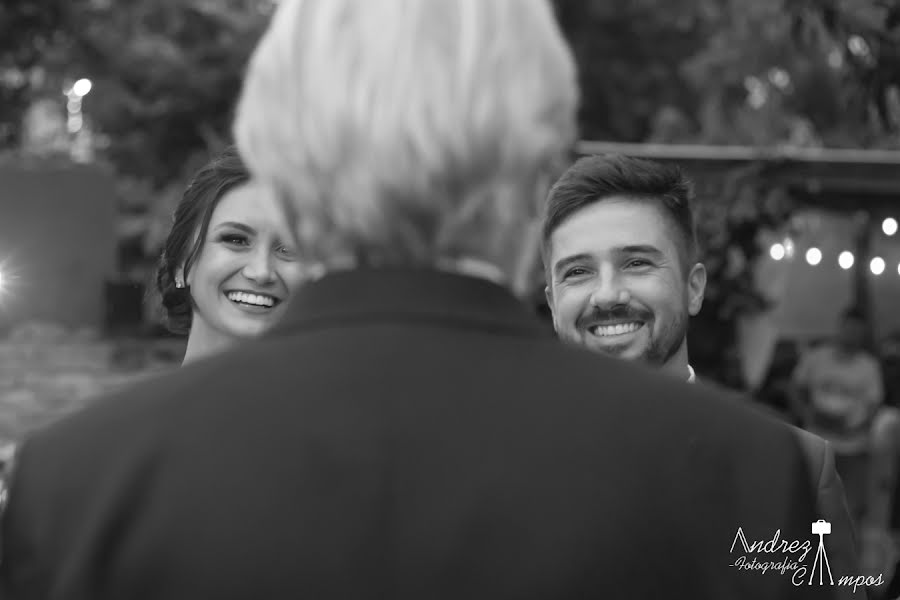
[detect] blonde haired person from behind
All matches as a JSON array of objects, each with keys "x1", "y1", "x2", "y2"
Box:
[{"x1": 0, "y1": 2, "x2": 832, "y2": 599}]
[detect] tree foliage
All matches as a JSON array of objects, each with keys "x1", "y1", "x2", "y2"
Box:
[
  {"x1": 3, "y1": 0, "x2": 900, "y2": 186},
  {"x1": 0, "y1": 0, "x2": 271, "y2": 186},
  {"x1": 555, "y1": 0, "x2": 900, "y2": 149},
  {"x1": 4, "y1": 0, "x2": 900, "y2": 376},
  {"x1": 789, "y1": 0, "x2": 900, "y2": 135}
]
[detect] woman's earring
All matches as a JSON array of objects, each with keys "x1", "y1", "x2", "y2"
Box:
[{"x1": 175, "y1": 280, "x2": 185, "y2": 289}]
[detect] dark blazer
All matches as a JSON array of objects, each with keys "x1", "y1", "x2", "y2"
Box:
[
  {"x1": 0, "y1": 269, "x2": 840, "y2": 600},
  {"x1": 794, "y1": 428, "x2": 861, "y2": 599},
  {"x1": 696, "y1": 379, "x2": 860, "y2": 594}
]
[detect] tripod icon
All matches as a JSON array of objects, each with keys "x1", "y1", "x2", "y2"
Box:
[{"x1": 809, "y1": 520, "x2": 834, "y2": 585}]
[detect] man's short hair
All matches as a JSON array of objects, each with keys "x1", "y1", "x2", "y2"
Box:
[
  {"x1": 541, "y1": 154, "x2": 698, "y2": 271},
  {"x1": 233, "y1": 0, "x2": 578, "y2": 268}
]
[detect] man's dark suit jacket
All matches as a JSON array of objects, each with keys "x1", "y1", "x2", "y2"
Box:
[
  {"x1": 0, "y1": 269, "x2": 839, "y2": 600},
  {"x1": 693, "y1": 377, "x2": 859, "y2": 593}
]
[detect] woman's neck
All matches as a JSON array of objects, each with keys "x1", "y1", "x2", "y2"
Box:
[{"x1": 181, "y1": 323, "x2": 237, "y2": 365}]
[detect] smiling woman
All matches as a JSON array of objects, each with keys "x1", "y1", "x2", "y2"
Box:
[{"x1": 155, "y1": 147, "x2": 307, "y2": 364}]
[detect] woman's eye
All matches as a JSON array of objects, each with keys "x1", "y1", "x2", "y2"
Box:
[
  {"x1": 220, "y1": 234, "x2": 248, "y2": 246},
  {"x1": 277, "y1": 246, "x2": 298, "y2": 259}
]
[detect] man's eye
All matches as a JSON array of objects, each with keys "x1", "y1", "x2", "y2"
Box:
[
  {"x1": 565, "y1": 267, "x2": 588, "y2": 278},
  {"x1": 625, "y1": 259, "x2": 651, "y2": 269}
]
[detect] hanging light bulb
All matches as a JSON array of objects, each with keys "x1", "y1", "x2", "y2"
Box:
[
  {"x1": 805, "y1": 247, "x2": 822, "y2": 266},
  {"x1": 883, "y1": 218, "x2": 898, "y2": 236},
  {"x1": 871, "y1": 257, "x2": 886, "y2": 275},
  {"x1": 72, "y1": 78, "x2": 92, "y2": 97},
  {"x1": 838, "y1": 251, "x2": 854, "y2": 270},
  {"x1": 770, "y1": 243, "x2": 786, "y2": 261}
]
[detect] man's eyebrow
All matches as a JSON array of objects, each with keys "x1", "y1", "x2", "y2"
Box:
[
  {"x1": 620, "y1": 244, "x2": 665, "y2": 257},
  {"x1": 552, "y1": 253, "x2": 592, "y2": 277}
]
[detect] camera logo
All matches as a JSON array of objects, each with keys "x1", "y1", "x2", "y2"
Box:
[
  {"x1": 729, "y1": 519, "x2": 885, "y2": 593},
  {"x1": 809, "y1": 520, "x2": 833, "y2": 585}
]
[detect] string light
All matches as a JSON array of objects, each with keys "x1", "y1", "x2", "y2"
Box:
[
  {"x1": 805, "y1": 247, "x2": 822, "y2": 266},
  {"x1": 72, "y1": 78, "x2": 92, "y2": 97},
  {"x1": 770, "y1": 243, "x2": 786, "y2": 261},
  {"x1": 766, "y1": 227, "x2": 900, "y2": 276},
  {"x1": 838, "y1": 251, "x2": 855, "y2": 270},
  {"x1": 64, "y1": 78, "x2": 92, "y2": 136}
]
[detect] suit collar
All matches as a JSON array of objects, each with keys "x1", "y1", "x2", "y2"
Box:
[{"x1": 272, "y1": 267, "x2": 552, "y2": 337}]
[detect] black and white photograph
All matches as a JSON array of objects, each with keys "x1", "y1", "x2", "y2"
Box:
[{"x1": 0, "y1": 0, "x2": 899, "y2": 598}]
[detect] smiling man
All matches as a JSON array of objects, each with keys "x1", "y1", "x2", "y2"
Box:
[
  {"x1": 542, "y1": 153, "x2": 860, "y2": 595},
  {"x1": 543, "y1": 154, "x2": 705, "y2": 382}
]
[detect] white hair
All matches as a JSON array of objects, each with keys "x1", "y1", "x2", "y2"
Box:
[{"x1": 234, "y1": 0, "x2": 578, "y2": 268}]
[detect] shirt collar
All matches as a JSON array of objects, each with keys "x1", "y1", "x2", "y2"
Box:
[
  {"x1": 687, "y1": 364, "x2": 696, "y2": 383},
  {"x1": 435, "y1": 257, "x2": 507, "y2": 286},
  {"x1": 273, "y1": 267, "x2": 550, "y2": 338}
]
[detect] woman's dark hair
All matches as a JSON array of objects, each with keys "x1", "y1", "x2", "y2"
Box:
[{"x1": 155, "y1": 146, "x2": 250, "y2": 334}]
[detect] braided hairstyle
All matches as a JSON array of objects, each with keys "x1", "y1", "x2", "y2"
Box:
[{"x1": 155, "y1": 146, "x2": 250, "y2": 334}]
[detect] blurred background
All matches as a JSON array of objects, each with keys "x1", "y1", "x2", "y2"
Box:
[{"x1": 3, "y1": 0, "x2": 900, "y2": 584}]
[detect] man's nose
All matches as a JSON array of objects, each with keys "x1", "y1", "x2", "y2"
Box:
[
  {"x1": 242, "y1": 248, "x2": 276, "y2": 283},
  {"x1": 589, "y1": 268, "x2": 630, "y2": 308}
]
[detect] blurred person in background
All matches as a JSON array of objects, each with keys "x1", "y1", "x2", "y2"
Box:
[
  {"x1": 155, "y1": 146, "x2": 307, "y2": 364},
  {"x1": 881, "y1": 332, "x2": 900, "y2": 536},
  {"x1": 790, "y1": 308, "x2": 886, "y2": 459},
  {"x1": 0, "y1": 1, "x2": 832, "y2": 599},
  {"x1": 879, "y1": 331, "x2": 900, "y2": 598},
  {"x1": 879, "y1": 332, "x2": 900, "y2": 411},
  {"x1": 791, "y1": 307, "x2": 900, "y2": 581},
  {"x1": 756, "y1": 339, "x2": 802, "y2": 417},
  {"x1": 541, "y1": 153, "x2": 859, "y2": 592}
]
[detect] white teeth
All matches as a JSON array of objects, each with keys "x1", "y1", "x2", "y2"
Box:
[
  {"x1": 226, "y1": 291, "x2": 275, "y2": 307},
  {"x1": 590, "y1": 322, "x2": 640, "y2": 337}
]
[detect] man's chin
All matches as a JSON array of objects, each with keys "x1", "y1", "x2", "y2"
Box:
[{"x1": 585, "y1": 340, "x2": 645, "y2": 361}]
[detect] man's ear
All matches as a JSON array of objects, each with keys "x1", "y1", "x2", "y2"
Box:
[{"x1": 687, "y1": 262, "x2": 707, "y2": 316}]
